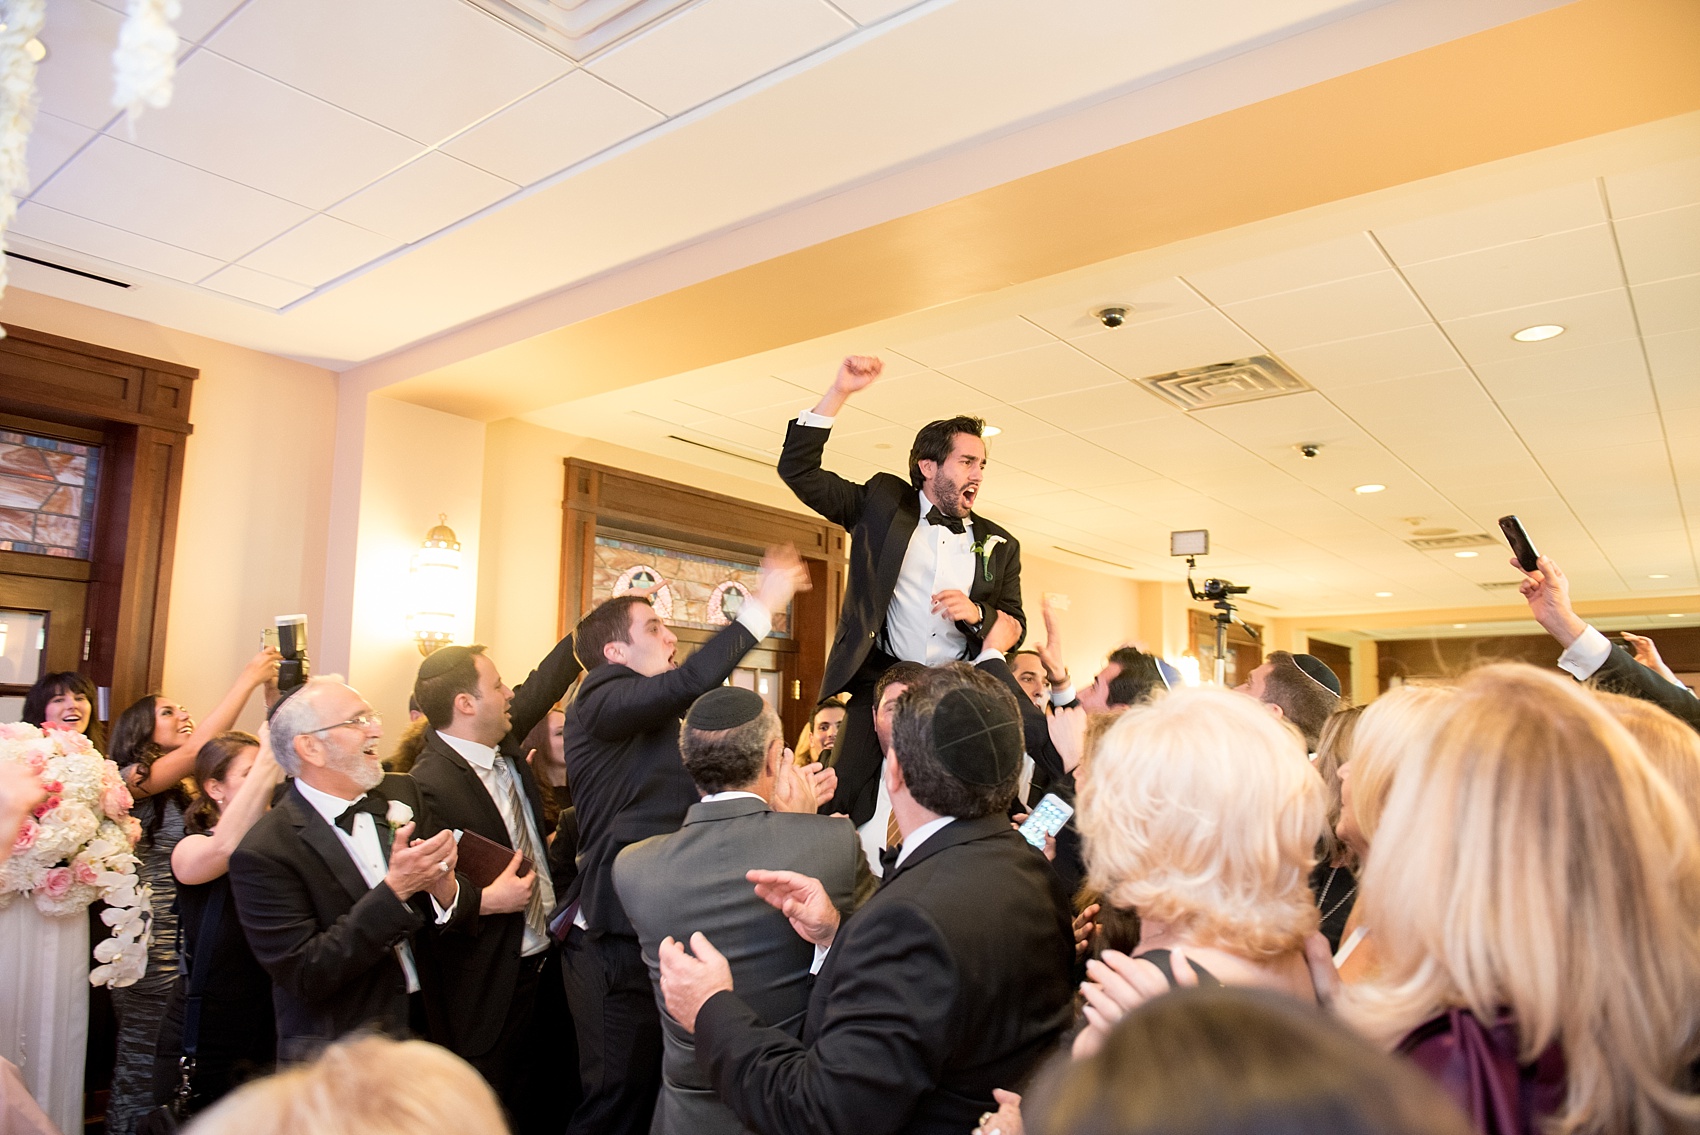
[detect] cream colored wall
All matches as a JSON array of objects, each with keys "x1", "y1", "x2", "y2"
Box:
[
  {"x1": 1017, "y1": 556, "x2": 1146, "y2": 685},
  {"x1": 0, "y1": 288, "x2": 337, "y2": 734},
  {"x1": 345, "y1": 395, "x2": 485, "y2": 733}
]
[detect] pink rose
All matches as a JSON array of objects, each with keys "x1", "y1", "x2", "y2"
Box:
[
  {"x1": 40, "y1": 780, "x2": 63, "y2": 796},
  {"x1": 25, "y1": 753, "x2": 46, "y2": 773},
  {"x1": 40, "y1": 867, "x2": 73, "y2": 899},
  {"x1": 32, "y1": 796, "x2": 60, "y2": 819},
  {"x1": 121, "y1": 816, "x2": 142, "y2": 844},
  {"x1": 12, "y1": 819, "x2": 36, "y2": 854},
  {"x1": 73, "y1": 861, "x2": 100, "y2": 886},
  {"x1": 102, "y1": 783, "x2": 133, "y2": 819}
]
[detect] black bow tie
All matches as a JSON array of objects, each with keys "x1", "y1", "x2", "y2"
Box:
[
  {"x1": 333, "y1": 793, "x2": 387, "y2": 835},
  {"x1": 924, "y1": 506, "x2": 966, "y2": 535},
  {"x1": 878, "y1": 845, "x2": 902, "y2": 878}
]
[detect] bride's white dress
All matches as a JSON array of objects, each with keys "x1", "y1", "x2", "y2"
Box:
[{"x1": 0, "y1": 899, "x2": 90, "y2": 1135}]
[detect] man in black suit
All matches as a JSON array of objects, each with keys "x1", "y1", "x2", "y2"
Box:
[
  {"x1": 1517, "y1": 552, "x2": 1700, "y2": 730},
  {"x1": 560, "y1": 548, "x2": 810, "y2": 1135},
  {"x1": 780, "y1": 355, "x2": 1026, "y2": 830},
  {"x1": 614, "y1": 688, "x2": 864, "y2": 1135},
  {"x1": 229, "y1": 676, "x2": 476, "y2": 1064},
  {"x1": 407, "y1": 633, "x2": 582, "y2": 1132},
  {"x1": 657, "y1": 663, "x2": 1076, "y2": 1135}
]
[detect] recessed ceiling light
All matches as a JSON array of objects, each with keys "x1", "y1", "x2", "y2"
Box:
[
  {"x1": 1453, "y1": 623, "x2": 1467, "y2": 629},
  {"x1": 1650, "y1": 573, "x2": 1670, "y2": 579},
  {"x1": 1512, "y1": 324, "x2": 1565, "y2": 342},
  {"x1": 1354, "y1": 484, "x2": 1385, "y2": 494},
  {"x1": 1375, "y1": 591, "x2": 1393, "y2": 598},
  {"x1": 1670, "y1": 613, "x2": 1685, "y2": 618},
  {"x1": 982, "y1": 425, "x2": 1002, "y2": 438},
  {"x1": 1454, "y1": 550, "x2": 1479, "y2": 559}
]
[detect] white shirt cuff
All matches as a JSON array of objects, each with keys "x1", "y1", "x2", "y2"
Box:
[
  {"x1": 736, "y1": 597, "x2": 774, "y2": 642},
  {"x1": 796, "y1": 410, "x2": 835, "y2": 428},
  {"x1": 1050, "y1": 684, "x2": 1076, "y2": 706},
  {"x1": 428, "y1": 879, "x2": 460, "y2": 924},
  {"x1": 1557, "y1": 626, "x2": 1612, "y2": 681},
  {"x1": 810, "y1": 942, "x2": 830, "y2": 975},
  {"x1": 974, "y1": 648, "x2": 1006, "y2": 664}
]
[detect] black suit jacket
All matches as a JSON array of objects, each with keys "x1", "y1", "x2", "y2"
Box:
[
  {"x1": 562, "y1": 617, "x2": 761, "y2": 938},
  {"x1": 229, "y1": 774, "x2": 477, "y2": 1063},
  {"x1": 407, "y1": 632, "x2": 583, "y2": 1056},
  {"x1": 778, "y1": 420, "x2": 1025, "y2": 697},
  {"x1": 695, "y1": 814, "x2": 1075, "y2": 1135},
  {"x1": 977, "y1": 656, "x2": 1086, "y2": 894},
  {"x1": 1593, "y1": 643, "x2": 1700, "y2": 730}
]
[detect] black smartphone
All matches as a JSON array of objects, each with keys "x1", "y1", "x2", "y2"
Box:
[{"x1": 1498, "y1": 515, "x2": 1539, "y2": 573}]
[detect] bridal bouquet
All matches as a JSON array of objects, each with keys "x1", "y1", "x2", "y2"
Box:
[{"x1": 0, "y1": 722, "x2": 150, "y2": 987}]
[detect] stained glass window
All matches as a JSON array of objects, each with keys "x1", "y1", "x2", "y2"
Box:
[
  {"x1": 591, "y1": 535, "x2": 791, "y2": 637},
  {"x1": 0, "y1": 429, "x2": 101, "y2": 559}
]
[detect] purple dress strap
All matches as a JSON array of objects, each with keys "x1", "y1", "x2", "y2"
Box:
[{"x1": 1397, "y1": 1008, "x2": 1566, "y2": 1135}]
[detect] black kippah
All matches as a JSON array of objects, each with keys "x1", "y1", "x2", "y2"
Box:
[
  {"x1": 930, "y1": 686, "x2": 1023, "y2": 787},
  {"x1": 417, "y1": 645, "x2": 475, "y2": 682},
  {"x1": 267, "y1": 682, "x2": 305, "y2": 722},
  {"x1": 1292, "y1": 653, "x2": 1342, "y2": 697},
  {"x1": 686, "y1": 687, "x2": 766, "y2": 731}
]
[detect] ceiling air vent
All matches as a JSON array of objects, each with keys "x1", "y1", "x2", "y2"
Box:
[
  {"x1": 1135, "y1": 355, "x2": 1310, "y2": 411},
  {"x1": 1478, "y1": 581, "x2": 1523, "y2": 592},
  {"x1": 461, "y1": 0, "x2": 692, "y2": 60},
  {"x1": 1405, "y1": 533, "x2": 1498, "y2": 551}
]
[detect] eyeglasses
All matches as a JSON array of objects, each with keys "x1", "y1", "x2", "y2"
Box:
[{"x1": 304, "y1": 711, "x2": 381, "y2": 735}]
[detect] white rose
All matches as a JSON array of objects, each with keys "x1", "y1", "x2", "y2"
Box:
[{"x1": 385, "y1": 800, "x2": 414, "y2": 827}]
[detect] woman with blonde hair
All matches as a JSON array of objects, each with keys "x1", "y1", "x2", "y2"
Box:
[
  {"x1": 1596, "y1": 690, "x2": 1700, "y2": 829},
  {"x1": 185, "y1": 1034, "x2": 508, "y2": 1135},
  {"x1": 1072, "y1": 686, "x2": 1327, "y2": 1056},
  {"x1": 1343, "y1": 663, "x2": 1700, "y2": 1135}
]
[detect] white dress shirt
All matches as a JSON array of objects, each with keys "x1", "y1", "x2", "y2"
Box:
[
  {"x1": 855, "y1": 765, "x2": 895, "y2": 877},
  {"x1": 798, "y1": 409, "x2": 976, "y2": 665},
  {"x1": 294, "y1": 779, "x2": 457, "y2": 993},
  {"x1": 437, "y1": 732, "x2": 555, "y2": 957},
  {"x1": 1556, "y1": 625, "x2": 1613, "y2": 682},
  {"x1": 697, "y1": 790, "x2": 765, "y2": 804},
  {"x1": 894, "y1": 815, "x2": 955, "y2": 872}
]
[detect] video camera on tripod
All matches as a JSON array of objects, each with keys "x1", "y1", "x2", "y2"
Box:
[{"x1": 1171, "y1": 530, "x2": 1258, "y2": 685}]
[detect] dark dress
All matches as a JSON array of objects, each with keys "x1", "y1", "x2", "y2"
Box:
[
  {"x1": 1308, "y1": 862, "x2": 1358, "y2": 953},
  {"x1": 150, "y1": 875, "x2": 276, "y2": 1113},
  {"x1": 1398, "y1": 1009, "x2": 1565, "y2": 1135}
]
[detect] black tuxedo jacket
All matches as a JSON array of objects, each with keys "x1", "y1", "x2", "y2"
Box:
[
  {"x1": 561, "y1": 616, "x2": 760, "y2": 938},
  {"x1": 695, "y1": 813, "x2": 1075, "y2": 1135},
  {"x1": 778, "y1": 420, "x2": 1025, "y2": 697},
  {"x1": 228, "y1": 774, "x2": 477, "y2": 1063},
  {"x1": 409, "y1": 730, "x2": 553, "y2": 1058},
  {"x1": 977, "y1": 656, "x2": 1086, "y2": 893},
  {"x1": 1593, "y1": 643, "x2": 1700, "y2": 730}
]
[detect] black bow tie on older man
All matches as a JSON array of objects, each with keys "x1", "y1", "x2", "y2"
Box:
[
  {"x1": 925, "y1": 506, "x2": 967, "y2": 535},
  {"x1": 878, "y1": 845, "x2": 903, "y2": 879},
  {"x1": 333, "y1": 793, "x2": 388, "y2": 835}
]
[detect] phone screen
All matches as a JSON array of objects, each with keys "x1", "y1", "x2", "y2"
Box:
[
  {"x1": 1019, "y1": 793, "x2": 1074, "y2": 849},
  {"x1": 1498, "y1": 515, "x2": 1540, "y2": 573}
]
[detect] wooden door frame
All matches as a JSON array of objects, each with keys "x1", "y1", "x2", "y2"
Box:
[{"x1": 0, "y1": 324, "x2": 197, "y2": 716}]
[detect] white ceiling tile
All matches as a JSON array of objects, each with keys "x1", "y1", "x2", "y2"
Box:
[
  {"x1": 238, "y1": 215, "x2": 403, "y2": 287},
  {"x1": 129, "y1": 51, "x2": 421, "y2": 210},
  {"x1": 23, "y1": 112, "x2": 96, "y2": 192},
  {"x1": 10, "y1": 202, "x2": 223, "y2": 283},
  {"x1": 989, "y1": 437, "x2": 1156, "y2": 488},
  {"x1": 199, "y1": 264, "x2": 314, "y2": 308},
  {"x1": 207, "y1": 0, "x2": 572, "y2": 143},
  {"x1": 1644, "y1": 328, "x2": 1700, "y2": 380},
  {"x1": 1277, "y1": 325, "x2": 1462, "y2": 391},
  {"x1": 587, "y1": 0, "x2": 853, "y2": 117},
  {"x1": 1399, "y1": 225, "x2": 1622, "y2": 321},
  {"x1": 692, "y1": 415, "x2": 784, "y2": 453},
  {"x1": 1021, "y1": 277, "x2": 1206, "y2": 340},
  {"x1": 1071, "y1": 309, "x2": 1263, "y2": 379},
  {"x1": 1614, "y1": 204, "x2": 1700, "y2": 286},
  {"x1": 627, "y1": 400, "x2": 717, "y2": 428},
  {"x1": 32, "y1": 0, "x2": 126, "y2": 128},
  {"x1": 1374, "y1": 181, "x2": 1605, "y2": 264},
  {"x1": 1019, "y1": 382, "x2": 1178, "y2": 432},
  {"x1": 1515, "y1": 410, "x2": 1664, "y2": 453},
  {"x1": 732, "y1": 401, "x2": 891, "y2": 436},
  {"x1": 846, "y1": 370, "x2": 999, "y2": 425},
  {"x1": 679, "y1": 375, "x2": 818, "y2": 414},
  {"x1": 1220, "y1": 271, "x2": 1429, "y2": 351},
  {"x1": 327, "y1": 153, "x2": 516, "y2": 245},
  {"x1": 1441, "y1": 289, "x2": 1637, "y2": 366},
  {"x1": 442, "y1": 71, "x2": 663, "y2": 187},
  {"x1": 832, "y1": 0, "x2": 927, "y2": 23},
  {"x1": 1630, "y1": 274, "x2": 1700, "y2": 337},
  {"x1": 886, "y1": 317, "x2": 1054, "y2": 369},
  {"x1": 1472, "y1": 337, "x2": 1647, "y2": 401},
  {"x1": 89, "y1": 0, "x2": 247, "y2": 41},
  {"x1": 942, "y1": 341, "x2": 1120, "y2": 404},
  {"x1": 977, "y1": 406, "x2": 1061, "y2": 446},
  {"x1": 1605, "y1": 156, "x2": 1700, "y2": 219},
  {"x1": 1184, "y1": 233, "x2": 1387, "y2": 306},
  {"x1": 31, "y1": 135, "x2": 310, "y2": 260}
]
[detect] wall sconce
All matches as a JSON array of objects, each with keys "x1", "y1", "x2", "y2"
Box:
[{"x1": 410, "y1": 514, "x2": 461, "y2": 656}]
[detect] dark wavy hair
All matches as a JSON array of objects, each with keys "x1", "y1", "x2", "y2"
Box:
[
  {"x1": 110, "y1": 694, "x2": 193, "y2": 844},
  {"x1": 21, "y1": 671, "x2": 106, "y2": 753},
  {"x1": 907, "y1": 415, "x2": 985, "y2": 490},
  {"x1": 182, "y1": 731, "x2": 260, "y2": 837}
]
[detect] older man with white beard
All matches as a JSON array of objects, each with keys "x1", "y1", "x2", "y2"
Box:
[{"x1": 228, "y1": 676, "x2": 477, "y2": 1063}]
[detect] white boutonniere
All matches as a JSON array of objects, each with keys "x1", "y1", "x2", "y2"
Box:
[
  {"x1": 385, "y1": 800, "x2": 414, "y2": 830},
  {"x1": 972, "y1": 534, "x2": 1007, "y2": 582}
]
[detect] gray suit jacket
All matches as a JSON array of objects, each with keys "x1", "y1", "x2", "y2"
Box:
[{"x1": 613, "y1": 796, "x2": 863, "y2": 1135}]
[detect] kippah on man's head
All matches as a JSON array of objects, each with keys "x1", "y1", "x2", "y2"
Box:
[
  {"x1": 1290, "y1": 653, "x2": 1342, "y2": 696},
  {"x1": 888, "y1": 664, "x2": 1026, "y2": 821},
  {"x1": 685, "y1": 686, "x2": 767, "y2": 732},
  {"x1": 930, "y1": 684, "x2": 1024, "y2": 786}
]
